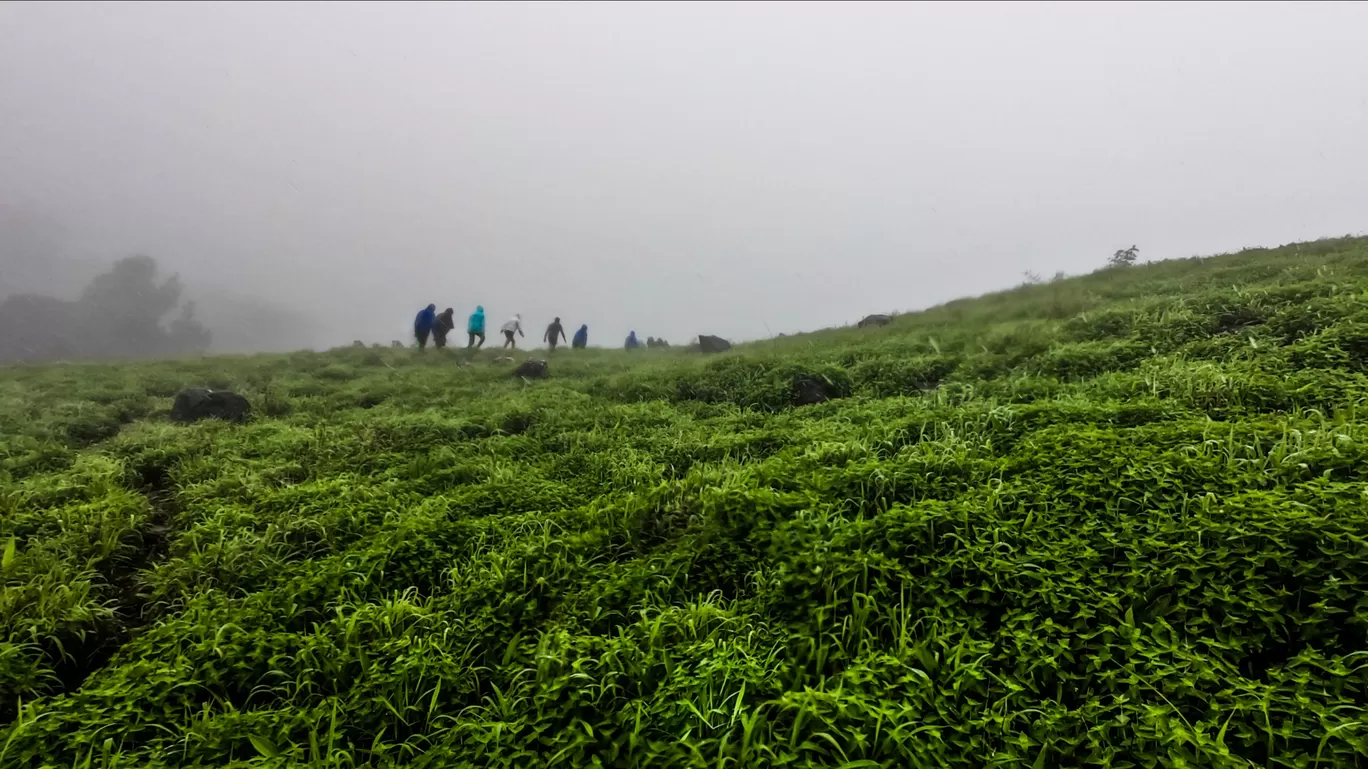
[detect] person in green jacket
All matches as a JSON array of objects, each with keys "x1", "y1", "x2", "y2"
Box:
[{"x1": 467, "y1": 305, "x2": 486, "y2": 349}]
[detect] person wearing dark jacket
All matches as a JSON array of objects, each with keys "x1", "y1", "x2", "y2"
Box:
[
  {"x1": 414, "y1": 304, "x2": 437, "y2": 349},
  {"x1": 544, "y1": 317, "x2": 567, "y2": 351},
  {"x1": 572, "y1": 324, "x2": 588, "y2": 349},
  {"x1": 433, "y1": 308, "x2": 455, "y2": 349},
  {"x1": 625, "y1": 331, "x2": 641, "y2": 350}
]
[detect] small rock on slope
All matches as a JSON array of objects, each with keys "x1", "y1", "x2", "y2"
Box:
[
  {"x1": 791, "y1": 374, "x2": 839, "y2": 406},
  {"x1": 698, "y1": 335, "x2": 732, "y2": 354},
  {"x1": 513, "y1": 359, "x2": 548, "y2": 378},
  {"x1": 171, "y1": 389, "x2": 252, "y2": 424}
]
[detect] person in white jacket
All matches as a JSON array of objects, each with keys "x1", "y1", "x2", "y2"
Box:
[{"x1": 500, "y1": 313, "x2": 525, "y2": 349}]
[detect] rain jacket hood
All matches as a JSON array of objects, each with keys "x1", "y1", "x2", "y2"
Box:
[
  {"x1": 415, "y1": 305, "x2": 437, "y2": 334},
  {"x1": 436, "y1": 308, "x2": 455, "y2": 332}
]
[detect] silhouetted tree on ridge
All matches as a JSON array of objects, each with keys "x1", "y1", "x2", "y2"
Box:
[{"x1": 0, "y1": 254, "x2": 211, "y2": 363}]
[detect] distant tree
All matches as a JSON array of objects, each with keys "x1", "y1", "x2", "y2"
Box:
[
  {"x1": 166, "y1": 300, "x2": 213, "y2": 354},
  {"x1": 1022, "y1": 270, "x2": 1043, "y2": 285},
  {"x1": 1109, "y1": 245, "x2": 1140, "y2": 268},
  {"x1": 1052, "y1": 271, "x2": 1068, "y2": 283},
  {"x1": 0, "y1": 294, "x2": 79, "y2": 362},
  {"x1": 0, "y1": 254, "x2": 210, "y2": 363},
  {"x1": 80, "y1": 255, "x2": 185, "y2": 355}
]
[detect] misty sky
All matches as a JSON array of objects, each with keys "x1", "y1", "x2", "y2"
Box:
[{"x1": 2, "y1": 1, "x2": 1367, "y2": 349}]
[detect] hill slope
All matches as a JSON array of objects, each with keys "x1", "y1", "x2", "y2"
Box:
[{"x1": 5, "y1": 236, "x2": 1368, "y2": 767}]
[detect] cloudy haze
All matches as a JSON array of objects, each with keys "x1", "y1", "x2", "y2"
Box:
[{"x1": 2, "y1": 1, "x2": 1366, "y2": 350}]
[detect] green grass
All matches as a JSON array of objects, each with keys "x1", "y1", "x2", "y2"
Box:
[{"x1": 5, "y1": 235, "x2": 1368, "y2": 767}]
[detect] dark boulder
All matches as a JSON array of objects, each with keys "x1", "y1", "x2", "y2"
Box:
[
  {"x1": 458, "y1": 422, "x2": 493, "y2": 440},
  {"x1": 792, "y1": 374, "x2": 839, "y2": 407},
  {"x1": 698, "y1": 335, "x2": 732, "y2": 354},
  {"x1": 857, "y1": 314, "x2": 893, "y2": 329},
  {"x1": 502, "y1": 413, "x2": 535, "y2": 435},
  {"x1": 170, "y1": 388, "x2": 252, "y2": 424},
  {"x1": 513, "y1": 359, "x2": 548, "y2": 379}
]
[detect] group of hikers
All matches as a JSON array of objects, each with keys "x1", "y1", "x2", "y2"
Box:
[
  {"x1": 623, "y1": 332, "x2": 672, "y2": 350},
  {"x1": 413, "y1": 304, "x2": 591, "y2": 352}
]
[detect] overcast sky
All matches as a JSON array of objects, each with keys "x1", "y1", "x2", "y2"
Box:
[{"x1": 2, "y1": 1, "x2": 1366, "y2": 348}]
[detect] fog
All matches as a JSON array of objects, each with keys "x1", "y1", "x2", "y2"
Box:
[{"x1": 2, "y1": 1, "x2": 1367, "y2": 352}]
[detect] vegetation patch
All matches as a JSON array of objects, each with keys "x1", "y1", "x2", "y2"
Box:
[{"x1": 5, "y1": 236, "x2": 1368, "y2": 766}]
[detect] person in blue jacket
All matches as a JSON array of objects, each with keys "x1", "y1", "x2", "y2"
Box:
[
  {"x1": 467, "y1": 305, "x2": 486, "y2": 349},
  {"x1": 624, "y1": 331, "x2": 641, "y2": 350},
  {"x1": 414, "y1": 304, "x2": 437, "y2": 349},
  {"x1": 572, "y1": 324, "x2": 588, "y2": 349}
]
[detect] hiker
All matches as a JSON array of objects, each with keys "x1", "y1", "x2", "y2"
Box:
[
  {"x1": 414, "y1": 304, "x2": 437, "y2": 349},
  {"x1": 501, "y1": 313, "x2": 525, "y2": 349},
  {"x1": 625, "y1": 331, "x2": 640, "y2": 350},
  {"x1": 572, "y1": 324, "x2": 588, "y2": 349},
  {"x1": 544, "y1": 317, "x2": 567, "y2": 351},
  {"x1": 467, "y1": 305, "x2": 486, "y2": 349},
  {"x1": 433, "y1": 308, "x2": 455, "y2": 349}
]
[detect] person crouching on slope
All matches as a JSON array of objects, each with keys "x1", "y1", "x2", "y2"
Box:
[
  {"x1": 501, "y1": 313, "x2": 525, "y2": 349},
  {"x1": 544, "y1": 317, "x2": 567, "y2": 351},
  {"x1": 414, "y1": 304, "x2": 437, "y2": 350},
  {"x1": 572, "y1": 324, "x2": 588, "y2": 349},
  {"x1": 434, "y1": 308, "x2": 455, "y2": 349},
  {"x1": 467, "y1": 305, "x2": 486, "y2": 349}
]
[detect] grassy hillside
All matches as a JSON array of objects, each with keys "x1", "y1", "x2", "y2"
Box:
[{"x1": 5, "y1": 235, "x2": 1368, "y2": 767}]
